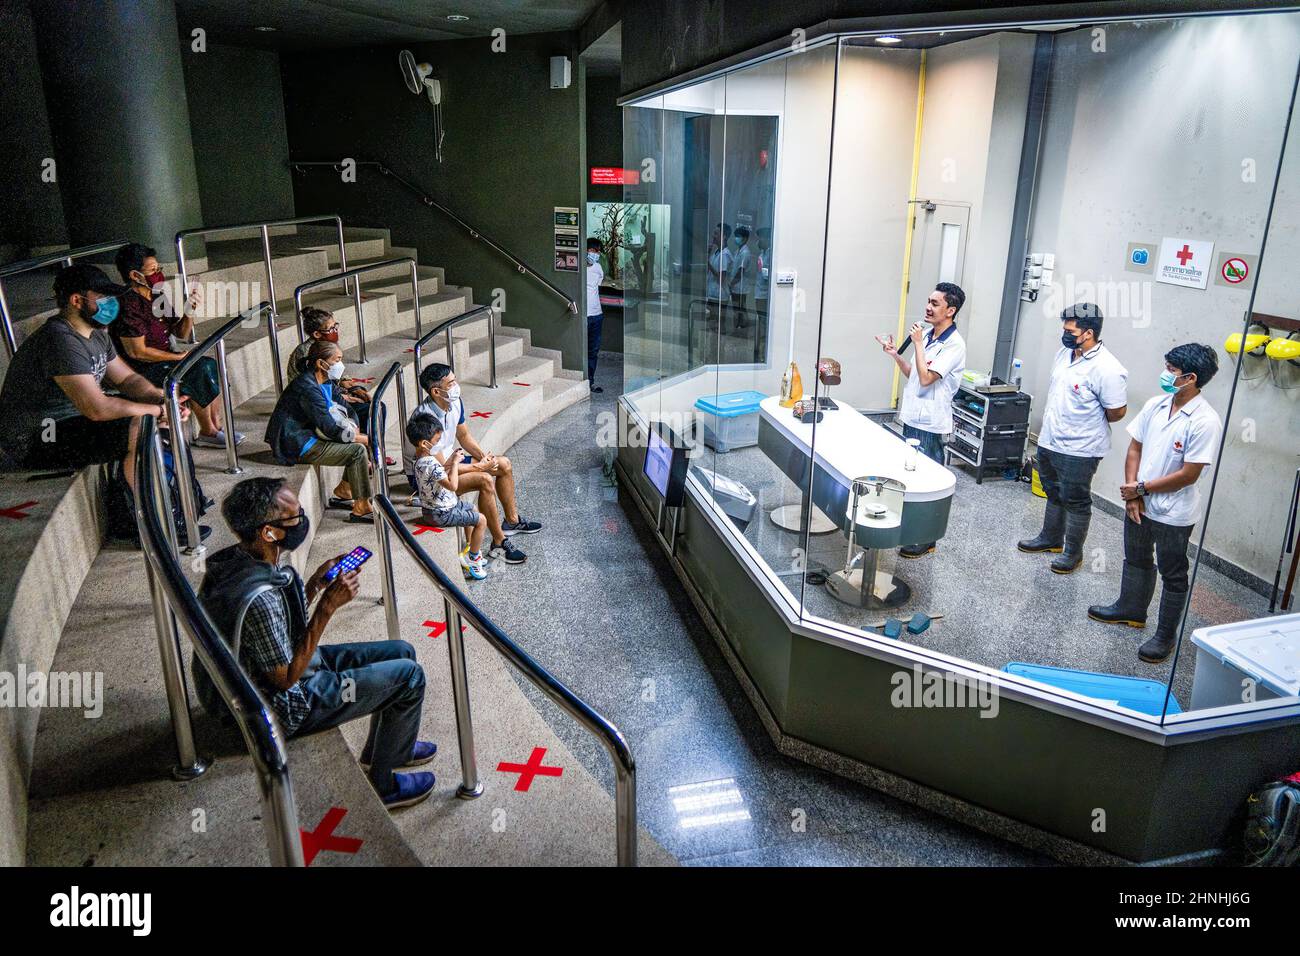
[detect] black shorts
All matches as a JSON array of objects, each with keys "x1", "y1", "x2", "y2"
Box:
[{"x1": 19, "y1": 416, "x2": 134, "y2": 471}]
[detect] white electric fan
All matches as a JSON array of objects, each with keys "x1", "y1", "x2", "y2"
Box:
[{"x1": 398, "y1": 49, "x2": 444, "y2": 161}]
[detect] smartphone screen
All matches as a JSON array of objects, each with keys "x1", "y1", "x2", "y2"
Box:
[{"x1": 324, "y1": 546, "x2": 372, "y2": 583}]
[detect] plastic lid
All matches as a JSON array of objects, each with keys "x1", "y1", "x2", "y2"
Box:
[
  {"x1": 693, "y1": 390, "x2": 768, "y2": 418},
  {"x1": 1191, "y1": 615, "x2": 1300, "y2": 697}
]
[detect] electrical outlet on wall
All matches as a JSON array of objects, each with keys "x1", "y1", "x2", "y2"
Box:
[{"x1": 775, "y1": 270, "x2": 797, "y2": 285}]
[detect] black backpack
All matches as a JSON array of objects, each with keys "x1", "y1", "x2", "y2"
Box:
[
  {"x1": 105, "y1": 435, "x2": 207, "y2": 545},
  {"x1": 1245, "y1": 772, "x2": 1300, "y2": 866}
]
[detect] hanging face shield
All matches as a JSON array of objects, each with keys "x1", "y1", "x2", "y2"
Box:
[
  {"x1": 1266, "y1": 331, "x2": 1300, "y2": 390},
  {"x1": 1223, "y1": 321, "x2": 1272, "y2": 382}
]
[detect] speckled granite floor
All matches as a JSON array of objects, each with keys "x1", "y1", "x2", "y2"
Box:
[{"x1": 462, "y1": 350, "x2": 1052, "y2": 866}]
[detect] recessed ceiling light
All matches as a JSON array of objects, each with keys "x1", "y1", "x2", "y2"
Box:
[
  {"x1": 875, "y1": 35, "x2": 903, "y2": 44},
  {"x1": 253, "y1": 25, "x2": 277, "y2": 32},
  {"x1": 446, "y1": 14, "x2": 469, "y2": 21}
]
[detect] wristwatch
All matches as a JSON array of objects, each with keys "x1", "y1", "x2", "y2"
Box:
[{"x1": 1136, "y1": 481, "x2": 1147, "y2": 497}]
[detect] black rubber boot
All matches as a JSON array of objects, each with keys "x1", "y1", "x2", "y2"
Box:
[
  {"x1": 1088, "y1": 562, "x2": 1157, "y2": 627},
  {"x1": 1050, "y1": 511, "x2": 1090, "y2": 574},
  {"x1": 1138, "y1": 588, "x2": 1188, "y2": 663},
  {"x1": 1018, "y1": 501, "x2": 1065, "y2": 553}
]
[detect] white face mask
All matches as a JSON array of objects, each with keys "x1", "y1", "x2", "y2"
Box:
[
  {"x1": 446, "y1": 383, "x2": 461, "y2": 402},
  {"x1": 587, "y1": 251, "x2": 599, "y2": 266},
  {"x1": 326, "y1": 361, "x2": 345, "y2": 381}
]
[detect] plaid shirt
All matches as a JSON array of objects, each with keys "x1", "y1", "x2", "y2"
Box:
[{"x1": 241, "y1": 585, "x2": 312, "y2": 734}]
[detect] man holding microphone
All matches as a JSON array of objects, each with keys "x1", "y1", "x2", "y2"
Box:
[
  {"x1": 1018, "y1": 303, "x2": 1128, "y2": 573},
  {"x1": 875, "y1": 282, "x2": 967, "y2": 558}
]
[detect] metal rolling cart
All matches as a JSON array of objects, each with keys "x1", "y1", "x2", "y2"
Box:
[{"x1": 946, "y1": 383, "x2": 1032, "y2": 483}]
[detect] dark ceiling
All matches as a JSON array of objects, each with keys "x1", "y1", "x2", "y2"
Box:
[{"x1": 176, "y1": 0, "x2": 605, "y2": 49}]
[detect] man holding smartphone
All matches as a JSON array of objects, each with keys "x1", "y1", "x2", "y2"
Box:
[{"x1": 195, "y1": 477, "x2": 438, "y2": 810}]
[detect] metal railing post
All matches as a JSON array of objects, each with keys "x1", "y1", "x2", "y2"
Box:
[
  {"x1": 260, "y1": 772, "x2": 305, "y2": 866},
  {"x1": 334, "y1": 215, "x2": 351, "y2": 300},
  {"x1": 266, "y1": 301, "x2": 285, "y2": 395},
  {"x1": 146, "y1": 429, "x2": 209, "y2": 779},
  {"x1": 0, "y1": 284, "x2": 16, "y2": 359},
  {"x1": 443, "y1": 596, "x2": 483, "y2": 798},
  {"x1": 408, "y1": 258, "x2": 423, "y2": 380},
  {"x1": 488, "y1": 309, "x2": 498, "y2": 388},
  {"x1": 615, "y1": 766, "x2": 638, "y2": 867},
  {"x1": 215, "y1": 338, "x2": 243, "y2": 475},
  {"x1": 167, "y1": 380, "x2": 205, "y2": 554},
  {"x1": 259, "y1": 225, "x2": 286, "y2": 395}
]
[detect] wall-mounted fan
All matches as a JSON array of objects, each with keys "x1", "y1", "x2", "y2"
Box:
[{"x1": 399, "y1": 49, "x2": 444, "y2": 162}]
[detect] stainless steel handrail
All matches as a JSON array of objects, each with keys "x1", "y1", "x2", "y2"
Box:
[
  {"x1": 167, "y1": 302, "x2": 271, "y2": 553},
  {"x1": 136, "y1": 414, "x2": 304, "y2": 866},
  {"x1": 366, "y1": 361, "x2": 636, "y2": 865},
  {"x1": 176, "y1": 214, "x2": 359, "y2": 393},
  {"x1": 294, "y1": 258, "x2": 422, "y2": 365},
  {"x1": 412, "y1": 303, "x2": 497, "y2": 387},
  {"x1": 290, "y1": 160, "x2": 578, "y2": 314},
  {"x1": 0, "y1": 239, "x2": 130, "y2": 358}
]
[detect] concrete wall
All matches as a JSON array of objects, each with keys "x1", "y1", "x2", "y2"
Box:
[
  {"x1": 282, "y1": 33, "x2": 587, "y2": 371},
  {"x1": 0, "y1": 1, "x2": 67, "y2": 256},
  {"x1": 181, "y1": 42, "x2": 295, "y2": 228},
  {"x1": 1013, "y1": 14, "x2": 1300, "y2": 581},
  {"x1": 586, "y1": 74, "x2": 625, "y2": 205}
]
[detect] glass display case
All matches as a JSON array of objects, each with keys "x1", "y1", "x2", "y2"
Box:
[{"x1": 619, "y1": 10, "x2": 1300, "y2": 734}]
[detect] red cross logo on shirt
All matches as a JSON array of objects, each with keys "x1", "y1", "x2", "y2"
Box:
[
  {"x1": 1174, "y1": 440, "x2": 1184, "y2": 451},
  {"x1": 1175, "y1": 244, "x2": 1194, "y2": 266}
]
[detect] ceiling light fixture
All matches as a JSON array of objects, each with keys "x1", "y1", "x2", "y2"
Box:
[
  {"x1": 446, "y1": 14, "x2": 469, "y2": 21},
  {"x1": 875, "y1": 35, "x2": 903, "y2": 44},
  {"x1": 253, "y1": 25, "x2": 277, "y2": 32}
]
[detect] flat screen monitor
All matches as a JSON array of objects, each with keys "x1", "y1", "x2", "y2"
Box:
[{"x1": 643, "y1": 424, "x2": 689, "y2": 507}]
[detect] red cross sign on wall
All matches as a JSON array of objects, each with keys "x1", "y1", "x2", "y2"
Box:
[{"x1": 1175, "y1": 244, "x2": 1194, "y2": 266}]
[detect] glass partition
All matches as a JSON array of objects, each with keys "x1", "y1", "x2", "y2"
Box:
[{"x1": 622, "y1": 11, "x2": 1300, "y2": 725}]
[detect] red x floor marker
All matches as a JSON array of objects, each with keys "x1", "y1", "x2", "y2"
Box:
[
  {"x1": 0, "y1": 501, "x2": 37, "y2": 521},
  {"x1": 413, "y1": 524, "x2": 445, "y2": 535},
  {"x1": 471, "y1": 411, "x2": 492, "y2": 419},
  {"x1": 422, "y1": 619, "x2": 467, "y2": 639},
  {"x1": 512, "y1": 381, "x2": 531, "y2": 387},
  {"x1": 300, "y1": 807, "x2": 363, "y2": 866},
  {"x1": 497, "y1": 747, "x2": 563, "y2": 792}
]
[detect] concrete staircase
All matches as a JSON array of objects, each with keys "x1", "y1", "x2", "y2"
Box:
[{"x1": 0, "y1": 225, "x2": 664, "y2": 867}]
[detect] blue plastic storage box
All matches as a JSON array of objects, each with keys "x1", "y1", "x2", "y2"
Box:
[
  {"x1": 694, "y1": 390, "x2": 766, "y2": 453},
  {"x1": 1004, "y1": 662, "x2": 1181, "y2": 716}
]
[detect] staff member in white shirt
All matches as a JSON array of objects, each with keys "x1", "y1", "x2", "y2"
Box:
[
  {"x1": 1018, "y1": 303, "x2": 1128, "y2": 573},
  {"x1": 586, "y1": 237, "x2": 605, "y2": 394},
  {"x1": 1088, "y1": 344, "x2": 1222, "y2": 664},
  {"x1": 875, "y1": 282, "x2": 967, "y2": 558}
]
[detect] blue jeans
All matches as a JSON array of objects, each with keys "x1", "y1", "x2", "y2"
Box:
[
  {"x1": 294, "y1": 640, "x2": 426, "y2": 796},
  {"x1": 1036, "y1": 447, "x2": 1101, "y2": 519},
  {"x1": 587, "y1": 312, "x2": 604, "y2": 383},
  {"x1": 902, "y1": 425, "x2": 945, "y2": 549}
]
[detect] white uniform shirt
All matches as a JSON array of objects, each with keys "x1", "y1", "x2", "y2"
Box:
[
  {"x1": 732, "y1": 243, "x2": 755, "y2": 296},
  {"x1": 898, "y1": 324, "x2": 967, "y2": 435},
  {"x1": 706, "y1": 246, "x2": 732, "y2": 300},
  {"x1": 1127, "y1": 392, "x2": 1222, "y2": 527},
  {"x1": 1037, "y1": 343, "x2": 1128, "y2": 459},
  {"x1": 586, "y1": 260, "x2": 604, "y2": 317},
  {"x1": 755, "y1": 248, "x2": 770, "y2": 301}
]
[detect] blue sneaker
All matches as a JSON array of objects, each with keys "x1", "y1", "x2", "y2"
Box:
[
  {"x1": 382, "y1": 771, "x2": 436, "y2": 810},
  {"x1": 502, "y1": 516, "x2": 542, "y2": 536},
  {"x1": 463, "y1": 550, "x2": 487, "y2": 580},
  {"x1": 405, "y1": 741, "x2": 438, "y2": 767}
]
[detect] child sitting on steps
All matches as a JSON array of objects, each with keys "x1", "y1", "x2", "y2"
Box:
[{"x1": 406, "y1": 410, "x2": 488, "y2": 581}]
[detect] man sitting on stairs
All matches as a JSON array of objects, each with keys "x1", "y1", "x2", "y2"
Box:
[
  {"x1": 407, "y1": 362, "x2": 540, "y2": 565},
  {"x1": 266, "y1": 340, "x2": 374, "y2": 522},
  {"x1": 196, "y1": 476, "x2": 437, "y2": 810}
]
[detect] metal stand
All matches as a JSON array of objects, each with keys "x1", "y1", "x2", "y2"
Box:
[
  {"x1": 770, "y1": 503, "x2": 836, "y2": 534},
  {"x1": 826, "y1": 548, "x2": 912, "y2": 609}
]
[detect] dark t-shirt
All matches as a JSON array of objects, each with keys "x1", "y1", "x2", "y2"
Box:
[
  {"x1": 0, "y1": 316, "x2": 117, "y2": 461},
  {"x1": 112, "y1": 290, "x2": 180, "y2": 370}
]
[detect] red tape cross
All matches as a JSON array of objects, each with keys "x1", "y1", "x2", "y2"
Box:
[
  {"x1": 413, "y1": 524, "x2": 445, "y2": 535},
  {"x1": 0, "y1": 501, "x2": 37, "y2": 520},
  {"x1": 422, "y1": 619, "x2": 467, "y2": 639},
  {"x1": 300, "y1": 806, "x2": 363, "y2": 865},
  {"x1": 512, "y1": 382, "x2": 531, "y2": 387},
  {"x1": 471, "y1": 411, "x2": 492, "y2": 419},
  {"x1": 497, "y1": 747, "x2": 563, "y2": 792}
]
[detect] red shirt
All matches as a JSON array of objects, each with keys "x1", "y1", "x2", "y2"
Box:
[{"x1": 112, "y1": 289, "x2": 182, "y2": 368}]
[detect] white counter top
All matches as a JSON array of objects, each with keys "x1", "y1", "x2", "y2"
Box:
[{"x1": 760, "y1": 396, "x2": 956, "y2": 503}]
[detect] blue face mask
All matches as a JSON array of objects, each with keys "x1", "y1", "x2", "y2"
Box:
[
  {"x1": 587, "y1": 252, "x2": 599, "y2": 266},
  {"x1": 89, "y1": 295, "x2": 119, "y2": 326},
  {"x1": 1159, "y1": 370, "x2": 1185, "y2": 393}
]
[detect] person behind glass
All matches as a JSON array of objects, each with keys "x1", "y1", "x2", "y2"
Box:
[
  {"x1": 753, "y1": 227, "x2": 772, "y2": 325},
  {"x1": 729, "y1": 225, "x2": 754, "y2": 330},
  {"x1": 706, "y1": 223, "x2": 733, "y2": 326},
  {"x1": 265, "y1": 340, "x2": 373, "y2": 522},
  {"x1": 286, "y1": 306, "x2": 373, "y2": 425},
  {"x1": 0, "y1": 264, "x2": 188, "y2": 489},
  {"x1": 585, "y1": 237, "x2": 606, "y2": 393},
  {"x1": 111, "y1": 242, "x2": 244, "y2": 449},
  {"x1": 1089, "y1": 344, "x2": 1222, "y2": 664},
  {"x1": 195, "y1": 477, "x2": 436, "y2": 809},
  {"x1": 875, "y1": 282, "x2": 968, "y2": 558},
  {"x1": 1018, "y1": 303, "x2": 1128, "y2": 573}
]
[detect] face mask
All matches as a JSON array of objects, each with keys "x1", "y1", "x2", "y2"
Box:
[
  {"x1": 1159, "y1": 370, "x2": 1186, "y2": 394},
  {"x1": 319, "y1": 328, "x2": 339, "y2": 343},
  {"x1": 587, "y1": 252, "x2": 599, "y2": 266},
  {"x1": 446, "y1": 383, "x2": 461, "y2": 402},
  {"x1": 272, "y1": 514, "x2": 310, "y2": 552},
  {"x1": 85, "y1": 295, "x2": 119, "y2": 326},
  {"x1": 1061, "y1": 330, "x2": 1080, "y2": 349},
  {"x1": 145, "y1": 271, "x2": 167, "y2": 290},
  {"x1": 326, "y1": 361, "x2": 345, "y2": 381}
]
